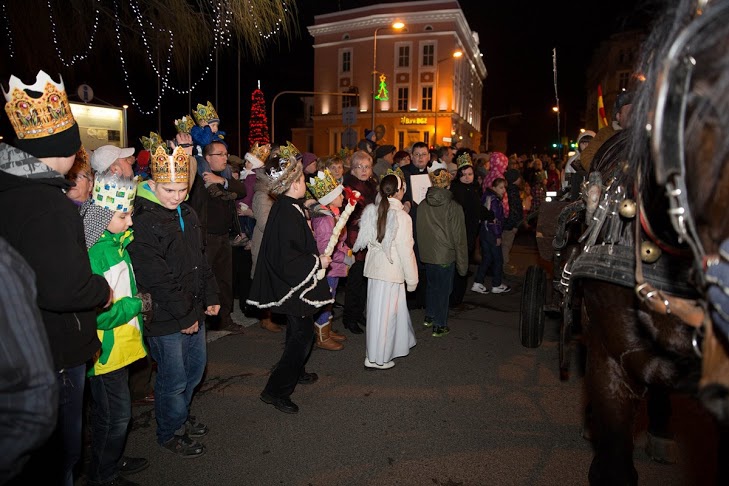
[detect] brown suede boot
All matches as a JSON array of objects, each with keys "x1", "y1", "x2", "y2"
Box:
[
  {"x1": 315, "y1": 322, "x2": 344, "y2": 351},
  {"x1": 260, "y1": 317, "x2": 282, "y2": 333},
  {"x1": 329, "y1": 328, "x2": 347, "y2": 342}
]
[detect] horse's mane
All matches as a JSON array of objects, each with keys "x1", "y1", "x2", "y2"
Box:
[{"x1": 627, "y1": 0, "x2": 729, "y2": 251}]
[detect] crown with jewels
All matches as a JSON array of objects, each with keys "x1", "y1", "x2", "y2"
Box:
[
  {"x1": 91, "y1": 171, "x2": 138, "y2": 213},
  {"x1": 2, "y1": 70, "x2": 76, "y2": 140},
  {"x1": 382, "y1": 167, "x2": 405, "y2": 183},
  {"x1": 278, "y1": 141, "x2": 300, "y2": 160},
  {"x1": 456, "y1": 152, "x2": 473, "y2": 170},
  {"x1": 428, "y1": 166, "x2": 451, "y2": 188},
  {"x1": 192, "y1": 101, "x2": 220, "y2": 126},
  {"x1": 244, "y1": 143, "x2": 271, "y2": 169},
  {"x1": 151, "y1": 145, "x2": 189, "y2": 183},
  {"x1": 307, "y1": 169, "x2": 343, "y2": 206},
  {"x1": 140, "y1": 132, "x2": 165, "y2": 152},
  {"x1": 174, "y1": 114, "x2": 195, "y2": 134}
]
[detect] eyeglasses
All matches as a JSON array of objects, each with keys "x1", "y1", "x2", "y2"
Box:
[{"x1": 210, "y1": 152, "x2": 228, "y2": 157}]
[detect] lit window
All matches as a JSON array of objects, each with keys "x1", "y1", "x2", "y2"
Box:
[
  {"x1": 422, "y1": 44, "x2": 434, "y2": 66},
  {"x1": 421, "y1": 86, "x2": 433, "y2": 111},
  {"x1": 397, "y1": 87, "x2": 409, "y2": 111},
  {"x1": 398, "y1": 46, "x2": 410, "y2": 68}
]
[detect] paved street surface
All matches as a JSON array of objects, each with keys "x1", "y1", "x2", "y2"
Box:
[{"x1": 117, "y1": 231, "x2": 721, "y2": 486}]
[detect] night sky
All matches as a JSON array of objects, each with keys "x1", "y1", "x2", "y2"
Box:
[{"x1": 0, "y1": 0, "x2": 653, "y2": 155}]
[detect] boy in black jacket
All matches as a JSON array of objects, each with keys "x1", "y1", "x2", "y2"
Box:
[
  {"x1": 128, "y1": 143, "x2": 220, "y2": 458},
  {"x1": 247, "y1": 145, "x2": 333, "y2": 414}
]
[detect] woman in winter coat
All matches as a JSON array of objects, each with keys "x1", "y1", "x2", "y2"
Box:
[{"x1": 353, "y1": 174, "x2": 418, "y2": 370}]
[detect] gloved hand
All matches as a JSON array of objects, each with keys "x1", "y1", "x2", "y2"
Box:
[
  {"x1": 136, "y1": 292, "x2": 154, "y2": 323},
  {"x1": 706, "y1": 239, "x2": 729, "y2": 338}
]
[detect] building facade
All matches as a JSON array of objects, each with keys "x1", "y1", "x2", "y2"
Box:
[
  {"x1": 584, "y1": 30, "x2": 645, "y2": 133},
  {"x1": 305, "y1": 0, "x2": 487, "y2": 156}
]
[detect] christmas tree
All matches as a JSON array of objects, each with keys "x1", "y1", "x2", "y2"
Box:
[{"x1": 248, "y1": 84, "x2": 270, "y2": 147}]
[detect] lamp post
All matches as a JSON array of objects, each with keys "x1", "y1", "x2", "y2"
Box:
[
  {"x1": 484, "y1": 112, "x2": 522, "y2": 152},
  {"x1": 552, "y1": 105, "x2": 564, "y2": 158},
  {"x1": 433, "y1": 50, "x2": 463, "y2": 147},
  {"x1": 372, "y1": 21, "x2": 405, "y2": 133}
]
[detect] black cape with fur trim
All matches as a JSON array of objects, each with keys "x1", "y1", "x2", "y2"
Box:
[{"x1": 247, "y1": 195, "x2": 333, "y2": 316}]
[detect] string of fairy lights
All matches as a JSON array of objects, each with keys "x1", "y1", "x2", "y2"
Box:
[{"x1": 0, "y1": 0, "x2": 290, "y2": 115}]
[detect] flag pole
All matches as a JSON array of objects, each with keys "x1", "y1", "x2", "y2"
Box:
[{"x1": 552, "y1": 48, "x2": 561, "y2": 158}]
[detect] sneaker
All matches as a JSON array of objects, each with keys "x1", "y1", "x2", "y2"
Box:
[
  {"x1": 118, "y1": 456, "x2": 149, "y2": 476},
  {"x1": 471, "y1": 282, "x2": 489, "y2": 294},
  {"x1": 423, "y1": 317, "x2": 434, "y2": 328},
  {"x1": 491, "y1": 284, "x2": 512, "y2": 294},
  {"x1": 432, "y1": 326, "x2": 450, "y2": 337},
  {"x1": 160, "y1": 434, "x2": 206, "y2": 458},
  {"x1": 185, "y1": 416, "x2": 209, "y2": 438}
]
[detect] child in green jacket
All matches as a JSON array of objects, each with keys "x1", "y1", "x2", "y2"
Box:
[{"x1": 80, "y1": 171, "x2": 151, "y2": 486}]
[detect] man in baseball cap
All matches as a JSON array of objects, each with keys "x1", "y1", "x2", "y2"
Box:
[{"x1": 90, "y1": 144, "x2": 136, "y2": 177}]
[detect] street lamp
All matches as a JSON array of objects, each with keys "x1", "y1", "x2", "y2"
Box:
[
  {"x1": 372, "y1": 21, "x2": 405, "y2": 132},
  {"x1": 433, "y1": 50, "x2": 463, "y2": 147},
  {"x1": 552, "y1": 105, "x2": 564, "y2": 158},
  {"x1": 484, "y1": 112, "x2": 522, "y2": 152}
]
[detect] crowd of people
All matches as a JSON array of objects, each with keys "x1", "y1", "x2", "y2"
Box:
[{"x1": 0, "y1": 69, "x2": 592, "y2": 486}]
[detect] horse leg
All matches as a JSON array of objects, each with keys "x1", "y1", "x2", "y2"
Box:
[
  {"x1": 585, "y1": 338, "x2": 640, "y2": 485},
  {"x1": 645, "y1": 387, "x2": 679, "y2": 464}
]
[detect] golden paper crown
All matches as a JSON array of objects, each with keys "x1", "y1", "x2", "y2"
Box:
[
  {"x1": 244, "y1": 143, "x2": 271, "y2": 168},
  {"x1": 192, "y1": 101, "x2": 219, "y2": 126},
  {"x1": 2, "y1": 70, "x2": 76, "y2": 140},
  {"x1": 174, "y1": 115, "x2": 195, "y2": 134},
  {"x1": 92, "y1": 171, "x2": 137, "y2": 213},
  {"x1": 278, "y1": 141, "x2": 300, "y2": 160},
  {"x1": 140, "y1": 132, "x2": 164, "y2": 152},
  {"x1": 382, "y1": 167, "x2": 405, "y2": 183},
  {"x1": 151, "y1": 145, "x2": 189, "y2": 183},
  {"x1": 456, "y1": 152, "x2": 473, "y2": 170},
  {"x1": 428, "y1": 167, "x2": 451, "y2": 188},
  {"x1": 307, "y1": 169, "x2": 343, "y2": 205}
]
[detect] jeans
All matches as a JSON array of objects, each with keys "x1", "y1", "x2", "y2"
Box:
[
  {"x1": 315, "y1": 276, "x2": 339, "y2": 325},
  {"x1": 425, "y1": 262, "x2": 455, "y2": 328},
  {"x1": 88, "y1": 367, "x2": 132, "y2": 484},
  {"x1": 475, "y1": 227, "x2": 504, "y2": 288},
  {"x1": 263, "y1": 314, "x2": 315, "y2": 399},
  {"x1": 147, "y1": 328, "x2": 207, "y2": 444},
  {"x1": 59, "y1": 364, "x2": 86, "y2": 486}
]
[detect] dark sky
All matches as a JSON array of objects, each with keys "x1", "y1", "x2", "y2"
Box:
[{"x1": 0, "y1": 0, "x2": 652, "y2": 155}]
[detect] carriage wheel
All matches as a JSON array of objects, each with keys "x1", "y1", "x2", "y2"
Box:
[{"x1": 519, "y1": 265, "x2": 546, "y2": 348}]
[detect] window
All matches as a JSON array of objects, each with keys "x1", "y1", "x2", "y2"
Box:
[
  {"x1": 343, "y1": 87, "x2": 358, "y2": 109},
  {"x1": 618, "y1": 71, "x2": 630, "y2": 91},
  {"x1": 422, "y1": 44, "x2": 434, "y2": 66},
  {"x1": 421, "y1": 86, "x2": 433, "y2": 111},
  {"x1": 398, "y1": 45, "x2": 410, "y2": 68},
  {"x1": 397, "y1": 87, "x2": 409, "y2": 111},
  {"x1": 341, "y1": 50, "x2": 351, "y2": 73}
]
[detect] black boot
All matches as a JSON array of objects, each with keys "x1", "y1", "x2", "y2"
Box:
[{"x1": 343, "y1": 321, "x2": 363, "y2": 334}]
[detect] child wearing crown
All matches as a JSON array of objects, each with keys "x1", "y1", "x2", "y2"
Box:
[
  {"x1": 247, "y1": 148, "x2": 334, "y2": 414},
  {"x1": 308, "y1": 169, "x2": 352, "y2": 351},
  {"x1": 416, "y1": 168, "x2": 468, "y2": 337},
  {"x1": 127, "y1": 144, "x2": 220, "y2": 457},
  {"x1": 79, "y1": 171, "x2": 151, "y2": 486},
  {"x1": 190, "y1": 101, "x2": 225, "y2": 151}
]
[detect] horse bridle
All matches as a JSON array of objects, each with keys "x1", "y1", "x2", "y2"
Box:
[{"x1": 646, "y1": 0, "x2": 729, "y2": 351}]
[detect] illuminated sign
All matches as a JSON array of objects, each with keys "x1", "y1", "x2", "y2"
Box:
[{"x1": 400, "y1": 116, "x2": 428, "y2": 125}]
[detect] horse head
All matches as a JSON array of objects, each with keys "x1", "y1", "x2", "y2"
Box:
[{"x1": 631, "y1": 0, "x2": 729, "y2": 422}]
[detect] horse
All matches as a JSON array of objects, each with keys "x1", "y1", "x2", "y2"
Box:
[{"x1": 559, "y1": 0, "x2": 729, "y2": 483}]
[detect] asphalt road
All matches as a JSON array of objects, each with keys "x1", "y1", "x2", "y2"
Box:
[{"x1": 109, "y1": 231, "x2": 720, "y2": 486}]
